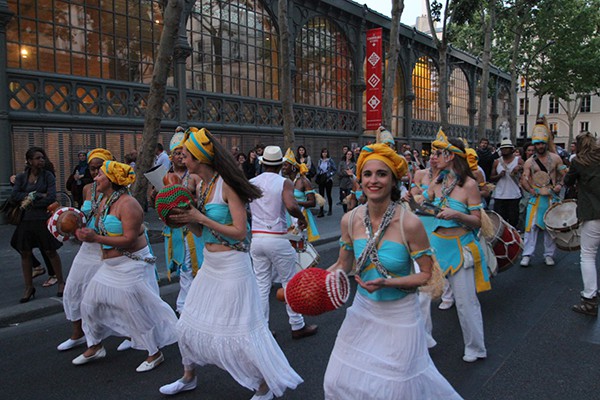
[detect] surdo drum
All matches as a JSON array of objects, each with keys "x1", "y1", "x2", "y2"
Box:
[
  {"x1": 483, "y1": 210, "x2": 523, "y2": 272},
  {"x1": 544, "y1": 200, "x2": 581, "y2": 251}
]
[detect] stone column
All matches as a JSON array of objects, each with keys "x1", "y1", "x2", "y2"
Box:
[{"x1": 0, "y1": 1, "x2": 14, "y2": 221}]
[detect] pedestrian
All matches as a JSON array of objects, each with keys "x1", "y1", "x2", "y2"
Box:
[
  {"x1": 154, "y1": 143, "x2": 171, "y2": 169},
  {"x1": 249, "y1": 145, "x2": 318, "y2": 339},
  {"x1": 162, "y1": 132, "x2": 202, "y2": 315},
  {"x1": 316, "y1": 148, "x2": 336, "y2": 217},
  {"x1": 243, "y1": 149, "x2": 258, "y2": 179},
  {"x1": 296, "y1": 145, "x2": 314, "y2": 179},
  {"x1": 57, "y1": 148, "x2": 114, "y2": 352},
  {"x1": 68, "y1": 151, "x2": 92, "y2": 208},
  {"x1": 564, "y1": 132, "x2": 600, "y2": 316},
  {"x1": 11, "y1": 147, "x2": 65, "y2": 302},
  {"x1": 426, "y1": 130, "x2": 490, "y2": 363},
  {"x1": 519, "y1": 120, "x2": 566, "y2": 267},
  {"x1": 490, "y1": 138, "x2": 524, "y2": 228},
  {"x1": 74, "y1": 161, "x2": 178, "y2": 372},
  {"x1": 337, "y1": 149, "x2": 356, "y2": 213},
  {"x1": 254, "y1": 143, "x2": 265, "y2": 175},
  {"x1": 476, "y1": 138, "x2": 499, "y2": 180},
  {"x1": 159, "y1": 129, "x2": 302, "y2": 399},
  {"x1": 236, "y1": 152, "x2": 247, "y2": 171},
  {"x1": 323, "y1": 142, "x2": 461, "y2": 399}
]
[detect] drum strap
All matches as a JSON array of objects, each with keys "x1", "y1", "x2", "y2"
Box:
[{"x1": 534, "y1": 157, "x2": 553, "y2": 185}]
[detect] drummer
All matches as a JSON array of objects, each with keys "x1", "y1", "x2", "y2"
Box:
[{"x1": 519, "y1": 118, "x2": 566, "y2": 267}]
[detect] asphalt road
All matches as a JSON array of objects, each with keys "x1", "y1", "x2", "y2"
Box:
[{"x1": 2, "y1": 237, "x2": 600, "y2": 399}]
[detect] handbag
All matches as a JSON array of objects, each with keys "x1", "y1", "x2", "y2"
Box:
[
  {"x1": 0, "y1": 198, "x2": 24, "y2": 225},
  {"x1": 315, "y1": 173, "x2": 327, "y2": 186}
]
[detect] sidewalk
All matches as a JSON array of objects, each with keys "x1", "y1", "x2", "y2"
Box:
[{"x1": 0, "y1": 202, "x2": 344, "y2": 326}]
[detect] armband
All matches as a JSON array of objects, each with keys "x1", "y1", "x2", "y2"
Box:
[
  {"x1": 467, "y1": 203, "x2": 483, "y2": 211},
  {"x1": 339, "y1": 239, "x2": 354, "y2": 251},
  {"x1": 410, "y1": 248, "x2": 434, "y2": 260},
  {"x1": 557, "y1": 165, "x2": 567, "y2": 171},
  {"x1": 410, "y1": 183, "x2": 417, "y2": 188}
]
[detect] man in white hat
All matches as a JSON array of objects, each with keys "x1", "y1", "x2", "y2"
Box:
[
  {"x1": 490, "y1": 138, "x2": 524, "y2": 228},
  {"x1": 249, "y1": 146, "x2": 318, "y2": 339}
]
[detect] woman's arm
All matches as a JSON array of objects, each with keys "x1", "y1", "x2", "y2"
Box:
[
  {"x1": 436, "y1": 179, "x2": 482, "y2": 229},
  {"x1": 32, "y1": 171, "x2": 57, "y2": 208},
  {"x1": 327, "y1": 212, "x2": 355, "y2": 274},
  {"x1": 564, "y1": 161, "x2": 579, "y2": 186}
]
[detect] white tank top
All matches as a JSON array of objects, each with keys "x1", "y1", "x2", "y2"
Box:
[
  {"x1": 492, "y1": 157, "x2": 521, "y2": 199},
  {"x1": 249, "y1": 172, "x2": 287, "y2": 233}
]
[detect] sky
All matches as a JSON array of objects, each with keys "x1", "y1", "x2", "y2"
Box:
[{"x1": 360, "y1": 0, "x2": 424, "y2": 26}]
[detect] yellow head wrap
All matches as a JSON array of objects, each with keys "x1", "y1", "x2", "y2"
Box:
[
  {"x1": 431, "y1": 128, "x2": 466, "y2": 158},
  {"x1": 169, "y1": 130, "x2": 186, "y2": 153},
  {"x1": 87, "y1": 148, "x2": 114, "y2": 163},
  {"x1": 356, "y1": 143, "x2": 408, "y2": 179},
  {"x1": 101, "y1": 160, "x2": 136, "y2": 186},
  {"x1": 297, "y1": 163, "x2": 309, "y2": 176},
  {"x1": 183, "y1": 127, "x2": 214, "y2": 164},
  {"x1": 465, "y1": 148, "x2": 479, "y2": 171},
  {"x1": 284, "y1": 148, "x2": 297, "y2": 165},
  {"x1": 532, "y1": 123, "x2": 550, "y2": 144}
]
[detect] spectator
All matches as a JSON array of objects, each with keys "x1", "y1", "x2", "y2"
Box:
[
  {"x1": 236, "y1": 152, "x2": 246, "y2": 171},
  {"x1": 254, "y1": 143, "x2": 265, "y2": 175},
  {"x1": 476, "y1": 138, "x2": 499, "y2": 180},
  {"x1": 337, "y1": 149, "x2": 356, "y2": 213},
  {"x1": 231, "y1": 145, "x2": 240, "y2": 156},
  {"x1": 296, "y1": 145, "x2": 314, "y2": 179},
  {"x1": 243, "y1": 149, "x2": 258, "y2": 179},
  {"x1": 154, "y1": 143, "x2": 170, "y2": 169},
  {"x1": 316, "y1": 148, "x2": 336, "y2": 217},
  {"x1": 69, "y1": 151, "x2": 92, "y2": 208}
]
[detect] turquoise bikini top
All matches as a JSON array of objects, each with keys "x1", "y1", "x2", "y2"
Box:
[
  {"x1": 202, "y1": 203, "x2": 239, "y2": 245},
  {"x1": 81, "y1": 200, "x2": 92, "y2": 216},
  {"x1": 354, "y1": 239, "x2": 411, "y2": 301},
  {"x1": 431, "y1": 197, "x2": 482, "y2": 230},
  {"x1": 293, "y1": 188, "x2": 306, "y2": 202},
  {"x1": 101, "y1": 214, "x2": 123, "y2": 249}
]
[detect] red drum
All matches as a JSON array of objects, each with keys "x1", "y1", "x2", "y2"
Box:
[
  {"x1": 47, "y1": 207, "x2": 86, "y2": 242},
  {"x1": 154, "y1": 184, "x2": 194, "y2": 228},
  {"x1": 285, "y1": 268, "x2": 350, "y2": 316},
  {"x1": 484, "y1": 210, "x2": 523, "y2": 272},
  {"x1": 290, "y1": 237, "x2": 306, "y2": 252}
]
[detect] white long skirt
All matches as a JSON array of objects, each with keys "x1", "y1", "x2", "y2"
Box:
[
  {"x1": 63, "y1": 242, "x2": 102, "y2": 321},
  {"x1": 177, "y1": 249, "x2": 303, "y2": 397},
  {"x1": 80, "y1": 246, "x2": 178, "y2": 354},
  {"x1": 324, "y1": 292, "x2": 463, "y2": 400}
]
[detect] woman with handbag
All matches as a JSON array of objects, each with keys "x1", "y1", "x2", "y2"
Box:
[
  {"x1": 316, "y1": 148, "x2": 336, "y2": 217},
  {"x1": 10, "y1": 147, "x2": 65, "y2": 303},
  {"x1": 337, "y1": 149, "x2": 356, "y2": 213},
  {"x1": 323, "y1": 143, "x2": 460, "y2": 399}
]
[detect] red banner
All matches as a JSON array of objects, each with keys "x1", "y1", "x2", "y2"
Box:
[{"x1": 365, "y1": 28, "x2": 383, "y2": 130}]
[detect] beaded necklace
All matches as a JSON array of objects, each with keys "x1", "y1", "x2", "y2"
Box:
[{"x1": 356, "y1": 201, "x2": 398, "y2": 278}]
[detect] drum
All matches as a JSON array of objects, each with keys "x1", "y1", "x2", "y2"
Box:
[
  {"x1": 297, "y1": 242, "x2": 320, "y2": 270},
  {"x1": 284, "y1": 268, "x2": 350, "y2": 315},
  {"x1": 47, "y1": 207, "x2": 86, "y2": 242},
  {"x1": 544, "y1": 200, "x2": 580, "y2": 251},
  {"x1": 532, "y1": 171, "x2": 552, "y2": 195},
  {"x1": 484, "y1": 210, "x2": 523, "y2": 272},
  {"x1": 154, "y1": 184, "x2": 194, "y2": 228}
]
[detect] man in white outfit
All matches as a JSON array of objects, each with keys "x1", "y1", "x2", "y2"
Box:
[{"x1": 250, "y1": 146, "x2": 318, "y2": 339}]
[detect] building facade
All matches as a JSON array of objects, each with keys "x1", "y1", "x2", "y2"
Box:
[{"x1": 1, "y1": 0, "x2": 511, "y2": 197}]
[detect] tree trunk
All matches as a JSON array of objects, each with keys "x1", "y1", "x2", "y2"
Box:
[
  {"x1": 477, "y1": 5, "x2": 495, "y2": 140},
  {"x1": 508, "y1": 27, "x2": 522, "y2": 143},
  {"x1": 131, "y1": 0, "x2": 183, "y2": 206},
  {"x1": 279, "y1": 0, "x2": 295, "y2": 151},
  {"x1": 381, "y1": 0, "x2": 405, "y2": 129},
  {"x1": 438, "y1": 45, "x2": 449, "y2": 131}
]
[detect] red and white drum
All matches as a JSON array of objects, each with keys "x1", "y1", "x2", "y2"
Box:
[
  {"x1": 47, "y1": 207, "x2": 86, "y2": 242},
  {"x1": 484, "y1": 210, "x2": 523, "y2": 272},
  {"x1": 544, "y1": 200, "x2": 580, "y2": 251},
  {"x1": 284, "y1": 268, "x2": 350, "y2": 316}
]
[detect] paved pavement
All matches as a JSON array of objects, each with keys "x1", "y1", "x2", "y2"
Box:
[{"x1": 0, "y1": 202, "x2": 345, "y2": 327}]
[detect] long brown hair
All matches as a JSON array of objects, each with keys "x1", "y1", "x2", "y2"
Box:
[
  {"x1": 574, "y1": 131, "x2": 600, "y2": 167},
  {"x1": 448, "y1": 138, "x2": 474, "y2": 186}
]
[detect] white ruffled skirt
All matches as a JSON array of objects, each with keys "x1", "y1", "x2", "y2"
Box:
[
  {"x1": 177, "y1": 249, "x2": 303, "y2": 397},
  {"x1": 63, "y1": 242, "x2": 102, "y2": 321},
  {"x1": 80, "y1": 246, "x2": 178, "y2": 354},
  {"x1": 324, "y1": 292, "x2": 463, "y2": 400}
]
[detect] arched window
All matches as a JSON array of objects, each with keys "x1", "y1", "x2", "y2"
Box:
[
  {"x1": 295, "y1": 17, "x2": 353, "y2": 110},
  {"x1": 187, "y1": 0, "x2": 279, "y2": 99},
  {"x1": 7, "y1": 0, "x2": 164, "y2": 83},
  {"x1": 448, "y1": 67, "x2": 469, "y2": 126},
  {"x1": 412, "y1": 56, "x2": 439, "y2": 121}
]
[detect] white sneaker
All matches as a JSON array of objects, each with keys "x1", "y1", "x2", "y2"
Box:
[
  {"x1": 462, "y1": 354, "x2": 485, "y2": 363},
  {"x1": 117, "y1": 339, "x2": 132, "y2": 351},
  {"x1": 57, "y1": 336, "x2": 86, "y2": 351},
  {"x1": 545, "y1": 256, "x2": 555, "y2": 266},
  {"x1": 159, "y1": 377, "x2": 197, "y2": 395},
  {"x1": 438, "y1": 301, "x2": 454, "y2": 310},
  {"x1": 520, "y1": 256, "x2": 530, "y2": 267}
]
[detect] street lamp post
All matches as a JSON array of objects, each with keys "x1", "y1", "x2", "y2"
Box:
[{"x1": 522, "y1": 40, "x2": 555, "y2": 137}]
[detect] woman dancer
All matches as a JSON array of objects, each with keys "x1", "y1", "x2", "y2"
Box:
[
  {"x1": 323, "y1": 143, "x2": 461, "y2": 399},
  {"x1": 11, "y1": 147, "x2": 65, "y2": 302},
  {"x1": 57, "y1": 148, "x2": 113, "y2": 351},
  {"x1": 159, "y1": 128, "x2": 302, "y2": 399},
  {"x1": 74, "y1": 161, "x2": 177, "y2": 372}
]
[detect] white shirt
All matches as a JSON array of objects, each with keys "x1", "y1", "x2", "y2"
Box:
[{"x1": 154, "y1": 150, "x2": 171, "y2": 169}]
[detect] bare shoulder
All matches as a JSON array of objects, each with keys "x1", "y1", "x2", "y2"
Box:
[{"x1": 463, "y1": 176, "x2": 479, "y2": 190}]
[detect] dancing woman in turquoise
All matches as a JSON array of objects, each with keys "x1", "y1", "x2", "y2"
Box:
[{"x1": 324, "y1": 143, "x2": 461, "y2": 399}]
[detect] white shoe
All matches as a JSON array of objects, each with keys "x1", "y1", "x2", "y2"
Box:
[
  {"x1": 57, "y1": 336, "x2": 86, "y2": 351},
  {"x1": 136, "y1": 352, "x2": 164, "y2": 372},
  {"x1": 251, "y1": 390, "x2": 274, "y2": 400},
  {"x1": 520, "y1": 256, "x2": 530, "y2": 267},
  {"x1": 545, "y1": 256, "x2": 555, "y2": 266},
  {"x1": 462, "y1": 354, "x2": 485, "y2": 363},
  {"x1": 159, "y1": 377, "x2": 197, "y2": 395},
  {"x1": 72, "y1": 347, "x2": 106, "y2": 365},
  {"x1": 438, "y1": 301, "x2": 454, "y2": 310},
  {"x1": 117, "y1": 339, "x2": 132, "y2": 351}
]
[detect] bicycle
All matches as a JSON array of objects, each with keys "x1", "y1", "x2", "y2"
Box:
[{"x1": 56, "y1": 190, "x2": 73, "y2": 207}]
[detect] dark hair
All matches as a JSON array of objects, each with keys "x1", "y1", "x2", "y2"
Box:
[
  {"x1": 25, "y1": 146, "x2": 56, "y2": 175},
  {"x1": 156, "y1": 143, "x2": 164, "y2": 152},
  {"x1": 320, "y1": 148, "x2": 330, "y2": 158},
  {"x1": 479, "y1": 138, "x2": 489, "y2": 144},
  {"x1": 193, "y1": 131, "x2": 262, "y2": 202},
  {"x1": 391, "y1": 178, "x2": 401, "y2": 201},
  {"x1": 522, "y1": 141, "x2": 534, "y2": 155},
  {"x1": 255, "y1": 143, "x2": 265, "y2": 150},
  {"x1": 447, "y1": 138, "x2": 474, "y2": 186},
  {"x1": 344, "y1": 150, "x2": 355, "y2": 162},
  {"x1": 296, "y1": 145, "x2": 308, "y2": 159},
  {"x1": 236, "y1": 152, "x2": 246, "y2": 162}
]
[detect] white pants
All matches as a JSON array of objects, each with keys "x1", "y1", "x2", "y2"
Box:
[
  {"x1": 441, "y1": 278, "x2": 454, "y2": 304},
  {"x1": 175, "y1": 240, "x2": 194, "y2": 313},
  {"x1": 418, "y1": 292, "x2": 436, "y2": 348},
  {"x1": 447, "y1": 249, "x2": 486, "y2": 359},
  {"x1": 580, "y1": 219, "x2": 600, "y2": 299},
  {"x1": 251, "y1": 236, "x2": 305, "y2": 331},
  {"x1": 523, "y1": 225, "x2": 556, "y2": 258}
]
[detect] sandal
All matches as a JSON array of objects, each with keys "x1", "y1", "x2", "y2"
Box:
[
  {"x1": 572, "y1": 296, "x2": 598, "y2": 316},
  {"x1": 42, "y1": 276, "x2": 58, "y2": 287},
  {"x1": 32, "y1": 267, "x2": 46, "y2": 279}
]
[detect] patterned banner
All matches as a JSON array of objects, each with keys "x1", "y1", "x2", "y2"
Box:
[{"x1": 365, "y1": 28, "x2": 383, "y2": 130}]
